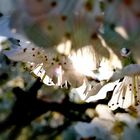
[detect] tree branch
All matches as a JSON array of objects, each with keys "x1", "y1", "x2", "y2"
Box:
[{"x1": 0, "y1": 78, "x2": 121, "y2": 135}]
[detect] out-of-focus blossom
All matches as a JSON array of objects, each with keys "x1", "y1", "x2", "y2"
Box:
[
  {"x1": 104, "y1": 0, "x2": 140, "y2": 36},
  {"x1": 110, "y1": 64, "x2": 140, "y2": 82},
  {"x1": 3, "y1": 44, "x2": 85, "y2": 87},
  {"x1": 1, "y1": 0, "x2": 110, "y2": 89},
  {"x1": 74, "y1": 120, "x2": 114, "y2": 140},
  {"x1": 73, "y1": 105, "x2": 140, "y2": 140},
  {"x1": 0, "y1": 0, "x2": 15, "y2": 16},
  {"x1": 10, "y1": 0, "x2": 104, "y2": 51},
  {"x1": 102, "y1": 0, "x2": 140, "y2": 63},
  {"x1": 0, "y1": 14, "x2": 31, "y2": 49},
  {"x1": 115, "y1": 113, "x2": 140, "y2": 140}
]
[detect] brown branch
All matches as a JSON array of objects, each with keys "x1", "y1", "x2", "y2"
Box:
[{"x1": 0, "y1": 78, "x2": 121, "y2": 136}]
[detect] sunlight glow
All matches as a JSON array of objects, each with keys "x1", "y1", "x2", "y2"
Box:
[
  {"x1": 70, "y1": 46, "x2": 98, "y2": 78},
  {"x1": 56, "y1": 40, "x2": 71, "y2": 55},
  {"x1": 115, "y1": 26, "x2": 129, "y2": 40},
  {"x1": 97, "y1": 58, "x2": 114, "y2": 80}
]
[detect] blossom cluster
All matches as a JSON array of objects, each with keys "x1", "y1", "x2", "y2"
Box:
[{"x1": 1, "y1": 1, "x2": 140, "y2": 137}]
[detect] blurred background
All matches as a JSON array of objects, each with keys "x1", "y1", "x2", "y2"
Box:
[{"x1": 0, "y1": 0, "x2": 140, "y2": 140}]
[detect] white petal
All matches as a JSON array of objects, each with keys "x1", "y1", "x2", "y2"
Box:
[{"x1": 110, "y1": 64, "x2": 140, "y2": 82}]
